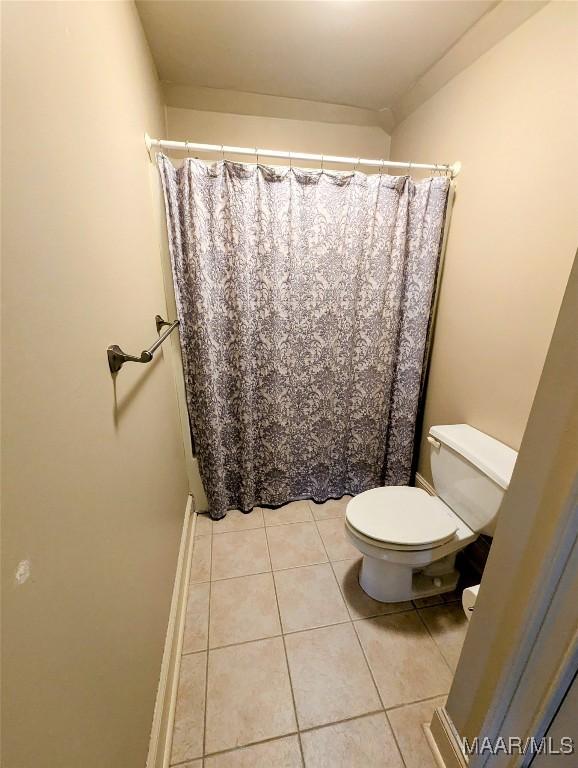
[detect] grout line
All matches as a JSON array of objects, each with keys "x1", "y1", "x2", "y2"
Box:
[
  {"x1": 195, "y1": 732, "x2": 301, "y2": 763},
  {"x1": 328, "y1": 557, "x2": 357, "y2": 621},
  {"x1": 311, "y1": 505, "x2": 408, "y2": 767},
  {"x1": 211, "y1": 514, "x2": 348, "y2": 534},
  {"x1": 212, "y1": 526, "x2": 264, "y2": 536},
  {"x1": 348, "y1": 619, "x2": 408, "y2": 768},
  {"x1": 385, "y1": 708, "x2": 409, "y2": 768},
  {"x1": 210, "y1": 509, "x2": 344, "y2": 536},
  {"x1": 210, "y1": 566, "x2": 272, "y2": 582},
  {"x1": 191, "y1": 550, "x2": 358, "y2": 583},
  {"x1": 298, "y1": 708, "x2": 386, "y2": 735},
  {"x1": 182, "y1": 622, "x2": 346, "y2": 655},
  {"x1": 208, "y1": 556, "x2": 360, "y2": 583},
  {"x1": 180, "y1": 607, "x2": 418, "y2": 657},
  {"x1": 384, "y1": 691, "x2": 449, "y2": 714},
  {"x1": 201, "y1": 533, "x2": 213, "y2": 758},
  {"x1": 330, "y1": 562, "x2": 418, "y2": 622},
  {"x1": 350, "y1": 617, "x2": 385, "y2": 709},
  {"x1": 414, "y1": 605, "x2": 456, "y2": 676},
  {"x1": 264, "y1": 523, "x2": 306, "y2": 767},
  {"x1": 309, "y1": 499, "x2": 336, "y2": 571}
]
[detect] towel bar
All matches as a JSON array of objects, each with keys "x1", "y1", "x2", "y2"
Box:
[{"x1": 107, "y1": 315, "x2": 179, "y2": 374}]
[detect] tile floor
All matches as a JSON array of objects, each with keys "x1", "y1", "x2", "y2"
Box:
[{"x1": 171, "y1": 498, "x2": 470, "y2": 767}]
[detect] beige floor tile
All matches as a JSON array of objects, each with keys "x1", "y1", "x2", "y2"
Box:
[
  {"x1": 263, "y1": 500, "x2": 313, "y2": 526},
  {"x1": 301, "y1": 713, "x2": 403, "y2": 768},
  {"x1": 211, "y1": 528, "x2": 271, "y2": 581},
  {"x1": 274, "y1": 563, "x2": 349, "y2": 633},
  {"x1": 195, "y1": 512, "x2": 213, "y2": 537},
  {"x1": 418, "y1": 603, "x2": 469, "y2": 671},
  {"x1": 212, "y1": 507, "x2": 264, "y2": 533},
  {"x1": 205, "y1": 637, "x2": 297, "y2": 754},
  {"x1": 387, "y1": 696, "x2": 447, "y2": 768},
  {"x1": 316, "y1": 517, "x2": 359, "y2": 561},
  {"x1": 175, "y1": 761, "x2": 202, "y2": 768},
  {"x1": 332, "y1": 560, "x2": 413, "y2": 620},
  {"x1": 170, "y1": 652, "x2": 206, "y2": 764},
  {"x1": 266, "y1": 522, "x2": 327, "y2": 570},
  {"x1": 183, "y1": 582, "x2": 210, "y2": 654},
  {"x1": 209, "y1": 572, "x2": 281, "y2": 648},
  {"x1": 204, "y1": 735, "x2": 302, "y2": 767},
  {"x1": 309, "y1": 496, "x2": 351, "y2": 521},
  {"x1": 284, "y1": 623, "x2": 380, "y2": 729},
  {"x1": 354, "y1": 612, "x2": 453, "y2": 709},
  {"x1": 190, "y1": 535, "x2": 212, "y2": 584}
]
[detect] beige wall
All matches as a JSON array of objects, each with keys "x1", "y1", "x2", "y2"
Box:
[
  {"x1": 165, "y1": 106, "x2": 390, "y2": 170},
  {"x1": 1, "y1": 3, "x2": 189, "y2": 767},
  {"x1": 390, "y1": 1, "x2": 578, "y2": 482}
]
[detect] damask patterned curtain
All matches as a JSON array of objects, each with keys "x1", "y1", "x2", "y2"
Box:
[{"x1": 158, "y1": 155, "x2": 450, "y2": 520}]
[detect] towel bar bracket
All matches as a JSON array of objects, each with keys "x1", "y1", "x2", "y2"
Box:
[
  {"x1": 155, "y1": 314, "x2": 171, "y2": 334},
  {"x1": 107, "y1": 315, "x2": 179, "y2": 374}
]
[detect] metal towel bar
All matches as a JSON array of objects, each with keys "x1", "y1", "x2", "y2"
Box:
[{"x1": 107, "y1": 315, "x2": 179, "y2": 374}]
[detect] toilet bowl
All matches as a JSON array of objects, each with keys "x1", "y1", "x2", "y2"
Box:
[{"x1": 345, "y1": 424, "x2": 518, "y2": 602}]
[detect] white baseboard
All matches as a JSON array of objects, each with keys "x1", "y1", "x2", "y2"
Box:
[
  {"x1": 415, "y1": 472, "x2": 436, "y2": 496},
  {"x1": 146, "y1": 494, "x2": 196, "y2": 768},
  {"x1": 428, "y1": 707, "x2": 468, "y2": 768}
]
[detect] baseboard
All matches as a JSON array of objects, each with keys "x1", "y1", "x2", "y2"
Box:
[
  {"x1": 428, "y1": 707, "x2": 469, "y2": 768},
  {"x1": 423, "y1": 722, "x2": 451, "y2": 768},
  {"x1": 415, "y1": 472, "x2": 436, "y2": 496},
  {"x1": 146, "y1": 494, "x2": 196, "y2": 768}
]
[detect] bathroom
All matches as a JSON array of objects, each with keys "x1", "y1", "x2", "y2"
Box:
[{"x1": 2, "y1": 1, "x2": 577, "y2": 767}]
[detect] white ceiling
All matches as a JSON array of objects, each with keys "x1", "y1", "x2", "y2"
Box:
[{"x1": 136, "y1": 1, "x2": 497, "y2": 112}]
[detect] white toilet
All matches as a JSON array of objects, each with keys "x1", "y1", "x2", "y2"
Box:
[{"x1": 345, "y1": 424, "x2": 518, "y2": 603}]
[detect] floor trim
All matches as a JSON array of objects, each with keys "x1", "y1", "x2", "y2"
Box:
[
  {"x1": 146, "y1": 494, "x2": 196, "y2": 768},
  {"x1": 429, "y1": 707, "x2": 469, "y2": 768}
]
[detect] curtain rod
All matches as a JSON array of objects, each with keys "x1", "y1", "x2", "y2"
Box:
[{"x1": 144, "y1": 133, "x2": 461, "y2": 177}]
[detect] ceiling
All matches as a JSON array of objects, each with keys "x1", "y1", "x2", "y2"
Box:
[{"x1": 136, "y1": 1, "x2": 497, "y2": 113}]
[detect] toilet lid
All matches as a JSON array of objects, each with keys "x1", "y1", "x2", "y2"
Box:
[{"x1": 346, "y1": 487, "x2": 458, "y2": 549}]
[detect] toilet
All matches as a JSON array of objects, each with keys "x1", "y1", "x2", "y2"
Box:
[{"x1": 345, "y1": 424, "x2": 518, "y2": 603}]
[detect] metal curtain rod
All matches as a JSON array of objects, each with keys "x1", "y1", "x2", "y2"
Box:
[
  {"x1": 107, "y1": 315, "x2": 179, "y2": 374},
  {"x1": 144, "y1": 133, "x2": 461, "y2": 177}
]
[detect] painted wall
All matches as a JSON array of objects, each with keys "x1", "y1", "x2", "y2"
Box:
[
  {"x1": 390, "y1": 1, "x2": 578, "y2": 482},
  {"x1": 165, "y1": 106, "x2": 390, "y2": 170},
  {"x1": 1, "y1": 3, "x2": 189, "y2": 767}
]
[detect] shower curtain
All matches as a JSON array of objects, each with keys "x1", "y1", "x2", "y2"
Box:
[{"x1": 158, "y1": 155, "x2": 450, "y2": 520}]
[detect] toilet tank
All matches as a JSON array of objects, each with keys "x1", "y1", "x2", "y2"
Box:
[{"x1": 428, "y1": 424, "x2": 518, "y2": 535}]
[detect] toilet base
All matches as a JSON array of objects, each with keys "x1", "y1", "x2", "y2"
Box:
[{"x1": 358, "y1": 554, "x2": 459, "y2": 603}]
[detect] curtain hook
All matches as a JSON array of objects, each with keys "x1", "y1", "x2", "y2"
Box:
[
  {"x1": 185, "y1": 140, "x2": 191, "y2": 158},
  {"x1": 354, "y1": 157, "x2": 360, "y2": 173},
  {"x1": 408, "y1": 160, "x2": 412, "y2": 176},
  {"x1": 321, "y1": 155, "x2": 324, "y2": 172},
  {"x1": 221, "y1": 144, "x2": 225, "y2": 162},
  {"x1": 289, "y1": 151, "x2": 292, "y2": 170},
  {"x1": 255, "y1": 147, "x2": 259, "y2": 166},
  {"x1": 380, "y1": 158, "x2": 385, "y2": 175}
]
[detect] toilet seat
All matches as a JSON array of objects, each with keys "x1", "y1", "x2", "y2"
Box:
[{"x1": 346, "y1": 487, "x2": 458, "y2": 551}]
